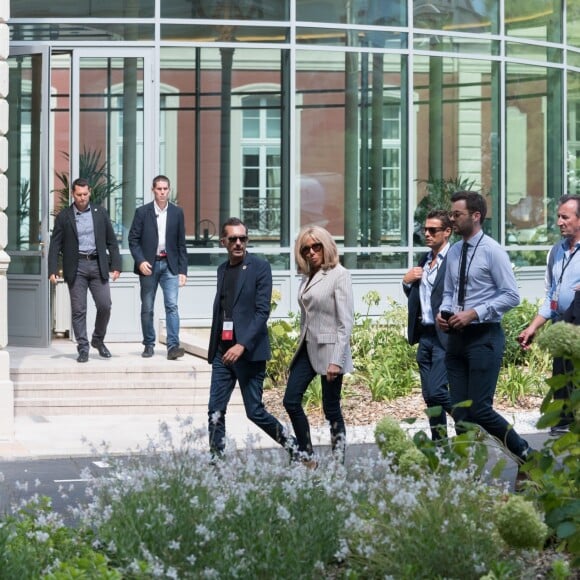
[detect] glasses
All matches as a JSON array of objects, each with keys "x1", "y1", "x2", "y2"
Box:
[
  {"x1": 450, "y1": 211, "x2": 470, "y2": 219},
  {"x1": 226, "y1": 235, "x2": 248, "y2": 244},
  {"x1": 300, "y1": 242, "x2": 323, "y2": 256},
  {"x1": 423, "y1": 227, "x2": 445, "y2": 235}
]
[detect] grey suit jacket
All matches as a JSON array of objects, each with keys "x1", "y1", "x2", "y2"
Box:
[{"x1": 291, "y1": 263, "x2": 354, "y2": 375}]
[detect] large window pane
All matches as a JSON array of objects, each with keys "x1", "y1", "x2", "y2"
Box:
[
  {"x1": 413, "y1": 0, "x2": 499, "y2": 35},
  {"x1": 505, "y1": 63, "x2": 563, "y2": 246},
  {"x1": 505, "y1": 0, "x2": 562, "y2": 43},
  {"x1": 568, "y1": 0, "x2": 580, "y2": 48},
  {"x1": 10, "y1": 24, "x2": 155, "y2": 42},
  {"x1": 413, "y1": 56, "x2": 497, "y2": 240},
  {"x1": 160, "y1": 46, "x2": 285, "y2": 257},
  {"x1": 161, "y1": 0, "x2": 288, "y2": 20},
  {"x1": 296, "y1": 49, "x2": 406, "y2": 267},
  {"x1": 568, "y1": 71, "x2": 580, "y2": 196},
  {"x1": 297, "y1": 1, "x2": 406, "y2": 27},
  {"x1": 11, "y1": 0, "x2": 154, "y2": 18},
  {"x1": 161, "y1": 24, "x2": 289, "y2": 44}
]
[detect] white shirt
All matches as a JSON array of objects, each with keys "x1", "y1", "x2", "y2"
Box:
[
  {"x1": 154, "y1": 202, "x2": 168, "y2": 254},
  {"x1": 419, "y1": 242, "x2": 450, "y2": 325}
]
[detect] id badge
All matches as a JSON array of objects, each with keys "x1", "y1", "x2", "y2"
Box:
[
  {"x1": 550, "y1": 287, "x2": 560, "y2": 312},
  {"x1": 221, "y1": 319, "x2": 234, "y2": 341}
]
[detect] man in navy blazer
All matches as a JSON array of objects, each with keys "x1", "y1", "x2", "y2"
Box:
[
  {"x1": 207, "y1": 217, "x2": 294, "y2": 457},
  {"x1": 48, "y1": 177, "x2": 121, "y2": 363},
  {"x1": 129, "y1": 175, "x2": 188, "y2": 360},
  {"x1": 403, "y1": 209, "x2": 452, "y2": 439}
]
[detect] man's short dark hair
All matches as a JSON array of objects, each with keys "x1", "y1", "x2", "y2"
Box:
[
  {"x1": 71, "y1": 177, "x2": 90, "y2": 191},
  {"x1": 558, "y1": 194, "x2": 580, "y2": 217},
  {"x1": 451, "y1": 190, "x2": 487, "y2": 222},
  {"x1": 152, "y1": 175, "x2": 171, "y2": 188},
  {"x1": 426, "y1": 209, "x2": 452, "y2": 230},
  {"x1": 221, "y1": 217, "x2": 248, "y2": 238}
]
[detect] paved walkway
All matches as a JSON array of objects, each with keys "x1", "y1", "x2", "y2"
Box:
[{"x1": 0, "y1": 336, "x2": 545, "y2": 461}]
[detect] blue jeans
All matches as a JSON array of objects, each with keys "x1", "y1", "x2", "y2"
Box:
[
  {"x1": 446, "y1": 323, "x2": 529, "y2": 460},
  {"x1": 139, "y1": 259, "x2": 180, "y2": 350},
  {"x1": 283, "y1": 344, "x2": 345, "y2": 457},
  {"x1": 208, "y1": 349, "x2": 290, "y2": 454},
  {"x1": 417, "y1": 327, "x2": 451, "y2": 440}
]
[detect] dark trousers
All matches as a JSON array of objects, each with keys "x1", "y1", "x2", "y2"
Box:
[
  {"x1": 416, "y1": 326, "x2": 452, "y2": 440},
  {"x1": 68, "y1": 259, "x2": 112, "y2": 352},
  {"x1": 283, "y1": 344, "x2": 346, "y2": 457},
  {"x1": 208, "y1": 349, "x2": 289, "y2": 454},
  {"x1": 446, "y1": 323, "x2": 529, "y2": 461}
]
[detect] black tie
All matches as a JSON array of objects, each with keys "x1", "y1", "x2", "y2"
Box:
[{"x1": 458, "y1": 242, "x2": 469, "y2": 308}]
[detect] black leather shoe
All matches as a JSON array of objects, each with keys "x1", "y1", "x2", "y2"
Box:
[
  {"x1": 77, "y1": 351, "x2": 89, "y2": 363},
  {"x1": 142, "y1": 345, "x2": 154, "y2": 358},
  {"x1": 167, "y1": 346, "x2": 185, "y2": 360},
  {"x1": 91, "y1": 340, "x2": 112, "y2": 358}
]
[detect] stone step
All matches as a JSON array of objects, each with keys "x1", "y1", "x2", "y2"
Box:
[{"x1": 7, "y1": 336, "x2": 236, "y2": 416}]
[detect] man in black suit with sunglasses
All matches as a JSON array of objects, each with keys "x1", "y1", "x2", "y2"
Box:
[
  {"x1": 403, "y1": 209, "x2": 453, "y2": 440},
  {"x1": 207, "y1": 217, "x2": 295, "y2": 459}
]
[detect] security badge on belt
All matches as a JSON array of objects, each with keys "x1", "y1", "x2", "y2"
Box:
[{"x1": 222, "y1": 319, "x2": 234, "y2": 341}]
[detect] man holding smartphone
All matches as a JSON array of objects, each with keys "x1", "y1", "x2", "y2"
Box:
[
  {"x1": 437, "y1": 191, "x2": 533, "y2": 470},
  {"x1": 403, "y1": 209, "x2": 452, "y2": 440}
]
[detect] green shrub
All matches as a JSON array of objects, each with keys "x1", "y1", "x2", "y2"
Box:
[
  {"x1": 352, "y1": 295, "x2": 418, "y2": 401},
  {"x1": 523, "y1": 322, "x2": 580, "y2": 565},
  {"x1": 495, "y1": 496, "x2": 548, "y2": 549}
]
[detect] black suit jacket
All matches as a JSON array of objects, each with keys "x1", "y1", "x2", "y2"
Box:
[
  {"x1": 128, "y1": 201, "x2": 188, "y2": 276},
  {"x1": 48, "y1": 204, "x2": 122, "y2": 284},
  {"x1": 208, "y1": 252, "x2": 272, "y2": 363},
  {"x1": 403, "y1": 251, "x2": 448, "y2": 348}
]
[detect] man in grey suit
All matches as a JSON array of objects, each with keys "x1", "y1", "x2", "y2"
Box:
[
  {"x1": 403, "y1": 209, "x2": 452, "y2": 440},
  {"x1": 207, "y1": 217, "x2": 294, "y2": 458},
  {"x1": 48, "y1": 177, "x2": 121, "y2": 363},
  {"x1": 129, "y1": 175, "x2": 188, "y2": 360}
]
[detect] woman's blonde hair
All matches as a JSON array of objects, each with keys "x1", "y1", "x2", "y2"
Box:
[{"x1": 294, "y1": 225, "x2": 339, "y2": 274}]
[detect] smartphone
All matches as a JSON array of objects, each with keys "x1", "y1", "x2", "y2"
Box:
[{"x1": 440, "y1": 310, "x2": 453, "y2": 321}]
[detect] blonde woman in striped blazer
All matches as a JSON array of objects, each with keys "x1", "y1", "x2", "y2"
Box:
[{"x1": 283, "y1": 225, "x2": 354, "y2": 466}]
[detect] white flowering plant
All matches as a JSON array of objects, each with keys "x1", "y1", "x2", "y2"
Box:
[{"x1": 0, "y1": 419, "x2": 556, "y2": 578}]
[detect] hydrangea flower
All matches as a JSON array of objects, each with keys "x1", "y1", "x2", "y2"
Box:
[
  {"x1": 495, "y1": 496, "x2": 548, "y2": 549},
  {"x1": 536, "y1": 322, "x2": 580, "y2": 361}
]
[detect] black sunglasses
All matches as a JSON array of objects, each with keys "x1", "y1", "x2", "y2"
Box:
[
  {"x1": 423, "y1": 227, "x2": 446, "y2": 235},
  {"x1": 226, "y1": 235, "x2": 248, "y2": 243},
  {"x1": 300, "y1": 242, "x2": 323, "y2": 256}
]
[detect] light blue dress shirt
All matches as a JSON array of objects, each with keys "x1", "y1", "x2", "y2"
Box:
[
  {"x1": 75, "y1": 204, "x2": 96, "y2": 254},
  {"x1": 538, "y1": 239, "x2": 580, "y2": 321},
  {"x1": 440, "y1": 230, "x2": 520, "y2": 323}
]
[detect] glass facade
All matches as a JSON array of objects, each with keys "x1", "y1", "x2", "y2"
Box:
[{"x1": 8, "y1": 0, "x2": 580, "y2": 279}]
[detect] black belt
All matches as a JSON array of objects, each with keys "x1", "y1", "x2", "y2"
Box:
[
  {"x1": 78, "y1": 252, "x2": 98, "y2": 260},
  {"x1": 155, "y1": 254, "x2": 167, "y2": 261},
  {"x1": 421, "y1": 324, "x2": 437, "y2": 334}
]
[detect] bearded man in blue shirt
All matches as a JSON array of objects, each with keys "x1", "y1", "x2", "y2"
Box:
[{"x1": 437, "y1": 191, "x2": 533, "y2": 467}]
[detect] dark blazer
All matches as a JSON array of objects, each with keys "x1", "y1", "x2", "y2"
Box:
[
  {"x1": 208, "y1": 252, "x2": 272, "y2": 363},
  {"x1": 128, "y1": 201, "x2": 188, "y2": 276},
  {"x1": 48, "y1": 204, "x2": 122, "y2": 284},
  {"x1": 403, "y1": 251, "x2": 448, "y2": 348},
  {"x1": 563, "y1": 290, "x2": 580, "y2": 325}
]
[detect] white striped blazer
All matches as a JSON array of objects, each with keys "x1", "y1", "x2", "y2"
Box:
[{"x1": 291, "y1": 263, "x2": 354, "y2": 375}]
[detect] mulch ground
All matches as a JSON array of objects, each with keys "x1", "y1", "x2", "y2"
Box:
[{"x1": 263, "y1": 382, "x2": 543, "y2": 427}]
